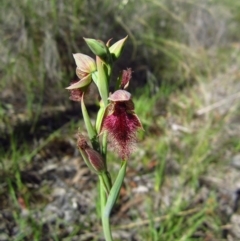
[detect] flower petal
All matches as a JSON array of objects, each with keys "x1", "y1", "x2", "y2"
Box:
[
  {"x1": 66, "y1": 74, "x2": 92, "y2": 90},
  {"x1": 69, "y1": 88, "x2": 83, "y2": 102},
  {"x1": 73, "y1": 53, "x2": 96, "y2": 73},
  {"x1": 76, "y1": 67, "x2": 86, "y2": 79},
  {"x1": 108, "y1": 90, "x2": 131, "y2": 102}
]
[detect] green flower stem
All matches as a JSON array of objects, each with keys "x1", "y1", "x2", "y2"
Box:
[{"x1": 99, "y1": 176, "x2": 113, "y2": 241}]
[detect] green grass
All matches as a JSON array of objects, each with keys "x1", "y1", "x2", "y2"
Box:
[
  {"x1": 126, "y1": 87, "x2": 229, "y2": 240},
  {"x1": 2, "y1": 0, "x2": 236, "y2": 115}
]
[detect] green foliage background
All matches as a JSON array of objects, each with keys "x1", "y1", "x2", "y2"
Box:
[{"x1": 1, "y1": 0, "x2": 237, "y2": 110}]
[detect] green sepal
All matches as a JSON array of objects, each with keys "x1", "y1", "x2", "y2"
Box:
[
  {"x1": 109, "y1": 36, "x2": 128, "y2": 61},
  {"x1": 84, "y1": 38, "x2": 108, "y2": 60},
  {"x1": 96, "y1": 101, "x2": 106, "y2": 134},
  {"x1": 92, "y1": 71, "x2": 98, "y2": 86},
  {"x1": 81, "y1": 96, "x2": 99, "y2": 151},
  {"x1": 96, "y1": 56, "x2": 109, "y2": 107},
  {"x1": 104, "y1": 160, "x2": 127, "y2": 217}
]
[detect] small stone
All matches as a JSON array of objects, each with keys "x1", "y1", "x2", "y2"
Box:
[
  {"x1": 230, "y1": 214, "x2": 240, "y2": 238},
  {"x1": 231, "y1": 154, "x2": 240, "y2": 169},
  {"x1": 52, "y1": 187, "x2": 66, "y2": 197},
  {"x1": 0, "y1": 233, "x2": 9, "y2": 241},
  {"x1": 12, "y1": 226, "x2": 19, "y2": 236},
  {"x1": 0, "y1": 222, "x2": 6, "y2": 232},
  {"x1": 133, "y1": 185, "x2": 149, "y2": 193}
]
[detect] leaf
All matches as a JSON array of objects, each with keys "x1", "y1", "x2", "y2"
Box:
[{"x1": 104, "y1": 160, "x2": 127, "y2": 217}]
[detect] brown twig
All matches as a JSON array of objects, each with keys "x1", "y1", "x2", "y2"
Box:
[
  {"x1": 196, "y1": 91, "x2": 240, "y2": 116},
  {"x1": 114, "y1": 207, "x2": 201, "y2": 230}
]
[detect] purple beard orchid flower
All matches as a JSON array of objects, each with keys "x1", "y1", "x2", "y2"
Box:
[
  {"x1": 66, "y1": 53, "x2": 96, "y2": 101},
  {"x1": 101, "y1": 90, "x2": 142, "y2": 160}
]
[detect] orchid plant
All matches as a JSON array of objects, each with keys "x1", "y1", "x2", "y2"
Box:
[{"x1": 66, "y1": 36, "x2": 142, "y2": 241}]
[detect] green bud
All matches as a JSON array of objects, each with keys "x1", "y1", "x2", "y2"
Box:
[
  {"x1": 84, "y1": 38, "x2": 108, "y2": 59},
  {"x1": 109, "y1": 36, "x2": 128, "y2": 61}
]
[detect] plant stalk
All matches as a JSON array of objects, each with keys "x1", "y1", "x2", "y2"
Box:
[{"x1": 100, "y1": 176, "x2": 113, "y2": 241}]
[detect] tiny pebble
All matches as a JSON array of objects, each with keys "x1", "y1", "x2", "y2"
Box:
[
  {"x1": 231, "y1": 154, "x2": 240, "y2": 169},
  {"x1": 230, "y1": 214, "x2": 240, "y2": 238},
  {"x1": 0, "y1": 233, "x2": 9, "y2": 241}
]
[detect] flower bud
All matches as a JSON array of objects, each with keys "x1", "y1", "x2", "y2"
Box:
[
  {"x1": 83, "y1": 38, "x2": 108, "y2": 60},
  {"x1": 109, "y1": 36, "x2": 128, "y2": 61},
  {"x1": 85, "y1": 148, "x2": 106, "y2": 173},
  {"x1": 77, "y1": 135, "x2": 106, "y2": 173}
]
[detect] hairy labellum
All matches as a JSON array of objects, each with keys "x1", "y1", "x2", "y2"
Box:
[{"x1": 101, "y1": 95, "x2": 142, "y2": 159}]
